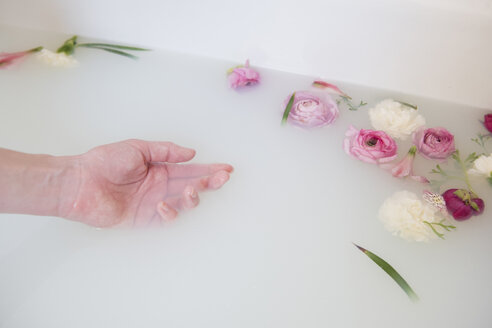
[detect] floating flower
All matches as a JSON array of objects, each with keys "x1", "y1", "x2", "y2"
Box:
[
  {"x1": 389, "y1": 146, "x2": 429, "y2": 183},
  {"x1": 442, "y1": 189, "x2": 484, "y2": 221},
  {"x1": 379, "y1": 191, "x2": 443, "y2": 242},
  {"x1": 36, "y1": 49, "x2": 79, "y2": 67},
  {"x1": 312, "y1": 80, "x2": 349, "y2": 97},
  {"x1": 468, "y1": 153, "x2": 492, "y2": 178},
  {"x1": 412, "y1": 127, "x2": 455, "y2": 160},
  {"x1": 484, "y1": 114, "x2": 492, "y2": 133},
  {"x1": 283, "y1": 91, "x2": 339, "y2": 128},
  {"x1": 343, "y1": 125, "x2": 397, "y2": 164},
  {"x1": 0, "y1": 47, "x2": 43, "y2": 69},
  {"x1": 369, "y1": 99, "x2": 426, "y2": 140},
  {"x1": 227, "y1": 60, "x2": 260, "y2": 89},
  {"x1": 422, "y1": 190, "x2": 449, "y2": 216}
]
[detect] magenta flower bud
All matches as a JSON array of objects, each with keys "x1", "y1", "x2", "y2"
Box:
[
  {"x1": 442, "y1": 189, "x2": 485, "y2": 221},
  {"x1": 412, "y1": 127, "x2": 455, "y2": 160},
  {"x1": 484, "y1": 113, "x2": 492, "y2": 133}
]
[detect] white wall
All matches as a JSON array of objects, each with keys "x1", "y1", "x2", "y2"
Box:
[{"x1": 1, "y1": 0, "x2": 492, "y2": 108}]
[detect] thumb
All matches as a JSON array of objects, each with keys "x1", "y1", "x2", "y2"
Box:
[{"x1": 130, "y1": 140, "x2": 196, "y2": 163}]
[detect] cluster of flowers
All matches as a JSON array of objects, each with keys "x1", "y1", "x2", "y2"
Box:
[
  {"x1": 1, "y1": 36, "x2": 148, "y2": 69},
  {"x1": 227, "y1": 65, "x2": 491, "y2": 241}
]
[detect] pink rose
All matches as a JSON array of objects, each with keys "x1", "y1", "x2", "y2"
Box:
[
  {"x1": 343, "y1": 125, "x2": 398, "y2": 164},
  {"x1": 412, "y1": 127, "x2": 455, "y2": 160},
  {"x1": 484, "y1": 113, "x2": 492, "y2": 133},
  {"x1": 227, "y1": 60, "x2": 260, "y2": 89},
  {"x1": 284, "y1": 91, "x2": 339, "y2": 128}
]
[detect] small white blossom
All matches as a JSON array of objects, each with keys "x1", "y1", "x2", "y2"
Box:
[
  {"x1": 36, "y1": 49, "x2": 78, "y2": 67},
  {"x1": 379, "y1": 190, "x2": 441, "y2": 242},
  {"x1": 468, "y1": 153, "x2": 492, "y2": 177},
  {"x1": 369, "y1": 99, "x2": 425, "y2": 140}
]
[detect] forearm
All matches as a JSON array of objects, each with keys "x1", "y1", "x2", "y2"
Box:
[{"x1": 0, "y1": 148, "x2": 81, "y2": 217}]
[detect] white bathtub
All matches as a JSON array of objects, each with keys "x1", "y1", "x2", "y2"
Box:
[{"x1": 1, "y1": 1, "x2": 492, "y2": 327}]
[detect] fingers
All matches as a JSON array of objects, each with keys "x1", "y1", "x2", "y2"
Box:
[
  {"x1": 167, "y1": 163, "x2": 234, "y2": 179},
  {"x1": 128, "y1": 139, "x2": 196, "y2": 163},
  {"x1": 156, "y1": 201, "x2": 178, "y2": 221},
  {"x1": 156, "y1": 186, "x2": 200, "y2": 222},
  {"x1": 166, "y1": 170, "x2": 231, "y2": 196}
]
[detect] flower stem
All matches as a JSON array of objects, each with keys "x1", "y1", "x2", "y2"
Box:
[
  {"x1": 423, "y1": 221, "x2": 445, "y2": 239},
  {"x1": 453, "y1": 150, "x2": 475, "y2": 193},
  {"x1": 28, "y1": 46, "x2": 43, "y2": 53}
]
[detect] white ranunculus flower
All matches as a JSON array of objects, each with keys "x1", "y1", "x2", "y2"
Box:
[
  {"x1": 468, "y1": 154, "x2": 492, "y2": 177},
  {"x1": 36, "y1": 49, "x2": 78, "y2": 67},
  {"x1": 379, "y1": 190, "x2": 441, "y2": 242},
  {"x1": 369, "y1": 99, "x2": 426, "y2": 140}
]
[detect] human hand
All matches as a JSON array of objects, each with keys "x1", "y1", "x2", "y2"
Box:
[{"x1": 63, "y1": 139, "x2": 233, "y2": 227}]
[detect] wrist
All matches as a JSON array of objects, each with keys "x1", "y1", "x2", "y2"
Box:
[{"x1": 0, "y1": 149, "x2": 82, "y2": 218}]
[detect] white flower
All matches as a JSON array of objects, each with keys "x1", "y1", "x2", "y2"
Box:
[
  {"x1": 369, "y1": 99, "x2": 425, "y2": 140},
  {"x1": 379, "y1": 190, "x2": 441, "y2": 242},
  {"x1": 468, "y1": 154, "x2": 492, "y2": 177},
  {"x1": 36, "y1": 49, "x2": 78, "y2": 67}
]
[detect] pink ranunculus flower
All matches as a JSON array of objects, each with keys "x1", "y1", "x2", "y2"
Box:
[
  {"x1": 0, "y1": 47, "x2": 43, "y2": 69},
  {"x1": 285, "y1": 91, "x2": 339, "y2": 128},
  {"x1": 227, "y1": 60, "x2": 260, "y2": 89},
  {"x1": 412, "y1": 127, "x2": 455, "y2": 160},
  {"x1": 484, "y1": 113, "x2": 492, "y2": 133},
  {"x1": 343, "y1": 125, "x2": 398, "y2": 164}
]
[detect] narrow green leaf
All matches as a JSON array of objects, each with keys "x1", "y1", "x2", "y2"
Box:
[
  {"x1": 81, "y1": 46, "x2": 139, "y2": 59},
  {"x1": 396, "y1": 100, "x2": 418, "y2": 110},
  {"x1": 77, "y1": 43, "x2": 150, "y2": 51},
  {"x1": 281, "y1": 92, "x2": 296, "y2": 125},
  {"x1": 353, "y1": 243, "x2": 419, "y2": 302}
]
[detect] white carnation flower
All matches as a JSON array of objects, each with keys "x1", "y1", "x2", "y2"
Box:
[
  {"x1": 379, "y1": 190, "x2": 441, "y2": 242},
  {"x1": 36, "y1": 49, "x2": 78, "y2": 67},
  {"x1": 468, "y1": 154, "x2": 492, "y2": 177},
  {"x1": 369, "y1": 99, "x2": 425, "y2": 140}
]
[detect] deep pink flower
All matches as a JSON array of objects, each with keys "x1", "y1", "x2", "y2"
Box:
[
  {"x1": 0, "y1": 47, "x2": 42, "y2": 69},
  {"x1": 284, "y1": 91, "x2": 339, "y2": 128},
  {"x1": 227, "y1": 60, "x2": 260, "y2": 89},
  {"x1": 412, "y1": 127, "x2": 455, "y2": 160},
  {"x1": 389, "y1": 146, "x2": 429, "y2": 183},
  {"x1": 484, "y1": 114, "x2": 492, "y2": 133},
  {"x1": 442, "y1": 189, "x2": 484, "y2": 221},
  {"x1": 343, "y1": 125, "x2": 398, "y2": 164}
]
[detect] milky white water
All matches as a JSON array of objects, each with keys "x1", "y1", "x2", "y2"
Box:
[{"x1": 1, "y1": 25, "x2": 491, "y2": 328}]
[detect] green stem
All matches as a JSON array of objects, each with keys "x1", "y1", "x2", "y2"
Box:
[
  {"x1": 28, "y1": 46, "x2": 43, "y2": 53},
  {"x1": 423, "y1": 221, "x2": 444, "y2": 239},
  {"x1": 455, "y1": 151, "x2": 475, "y2": 193}
]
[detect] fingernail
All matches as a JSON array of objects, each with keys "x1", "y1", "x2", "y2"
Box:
[
  {"x1": 189, "y1": 188, "x2": 198, "y2": 200},
  {"x1": 159, "y1": 202, "x2": 170, "y2": 213}
]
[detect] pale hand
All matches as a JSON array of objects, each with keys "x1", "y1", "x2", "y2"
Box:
[{"x1": 64, "y1": 139, "x2": 233, "y2": 227}]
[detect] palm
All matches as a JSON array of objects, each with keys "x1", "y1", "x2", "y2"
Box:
[{"x1": 67, "y1": 140, "x2": 232, "y2": 227}]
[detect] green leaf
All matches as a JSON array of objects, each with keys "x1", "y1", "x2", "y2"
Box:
[
  {"x1": 80, "y1": 46, "x2": 139, "y2": 59},
  {"x1": 353, "y1": 243, "x2": 419, "y2": 302},
  {"x1": 281, "y1": 92, "x2": 296, "y2": 125},
  {"x1": 77, "y1": 43, "x2": 150, "y2": 51},
  {"x1": 396, "y1": 100, "x2": 418, "y2": 110}
]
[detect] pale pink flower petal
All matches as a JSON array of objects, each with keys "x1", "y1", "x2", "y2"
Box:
[{"x1": 312, "y1": 80, "x2": 350, "y2": 98}]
